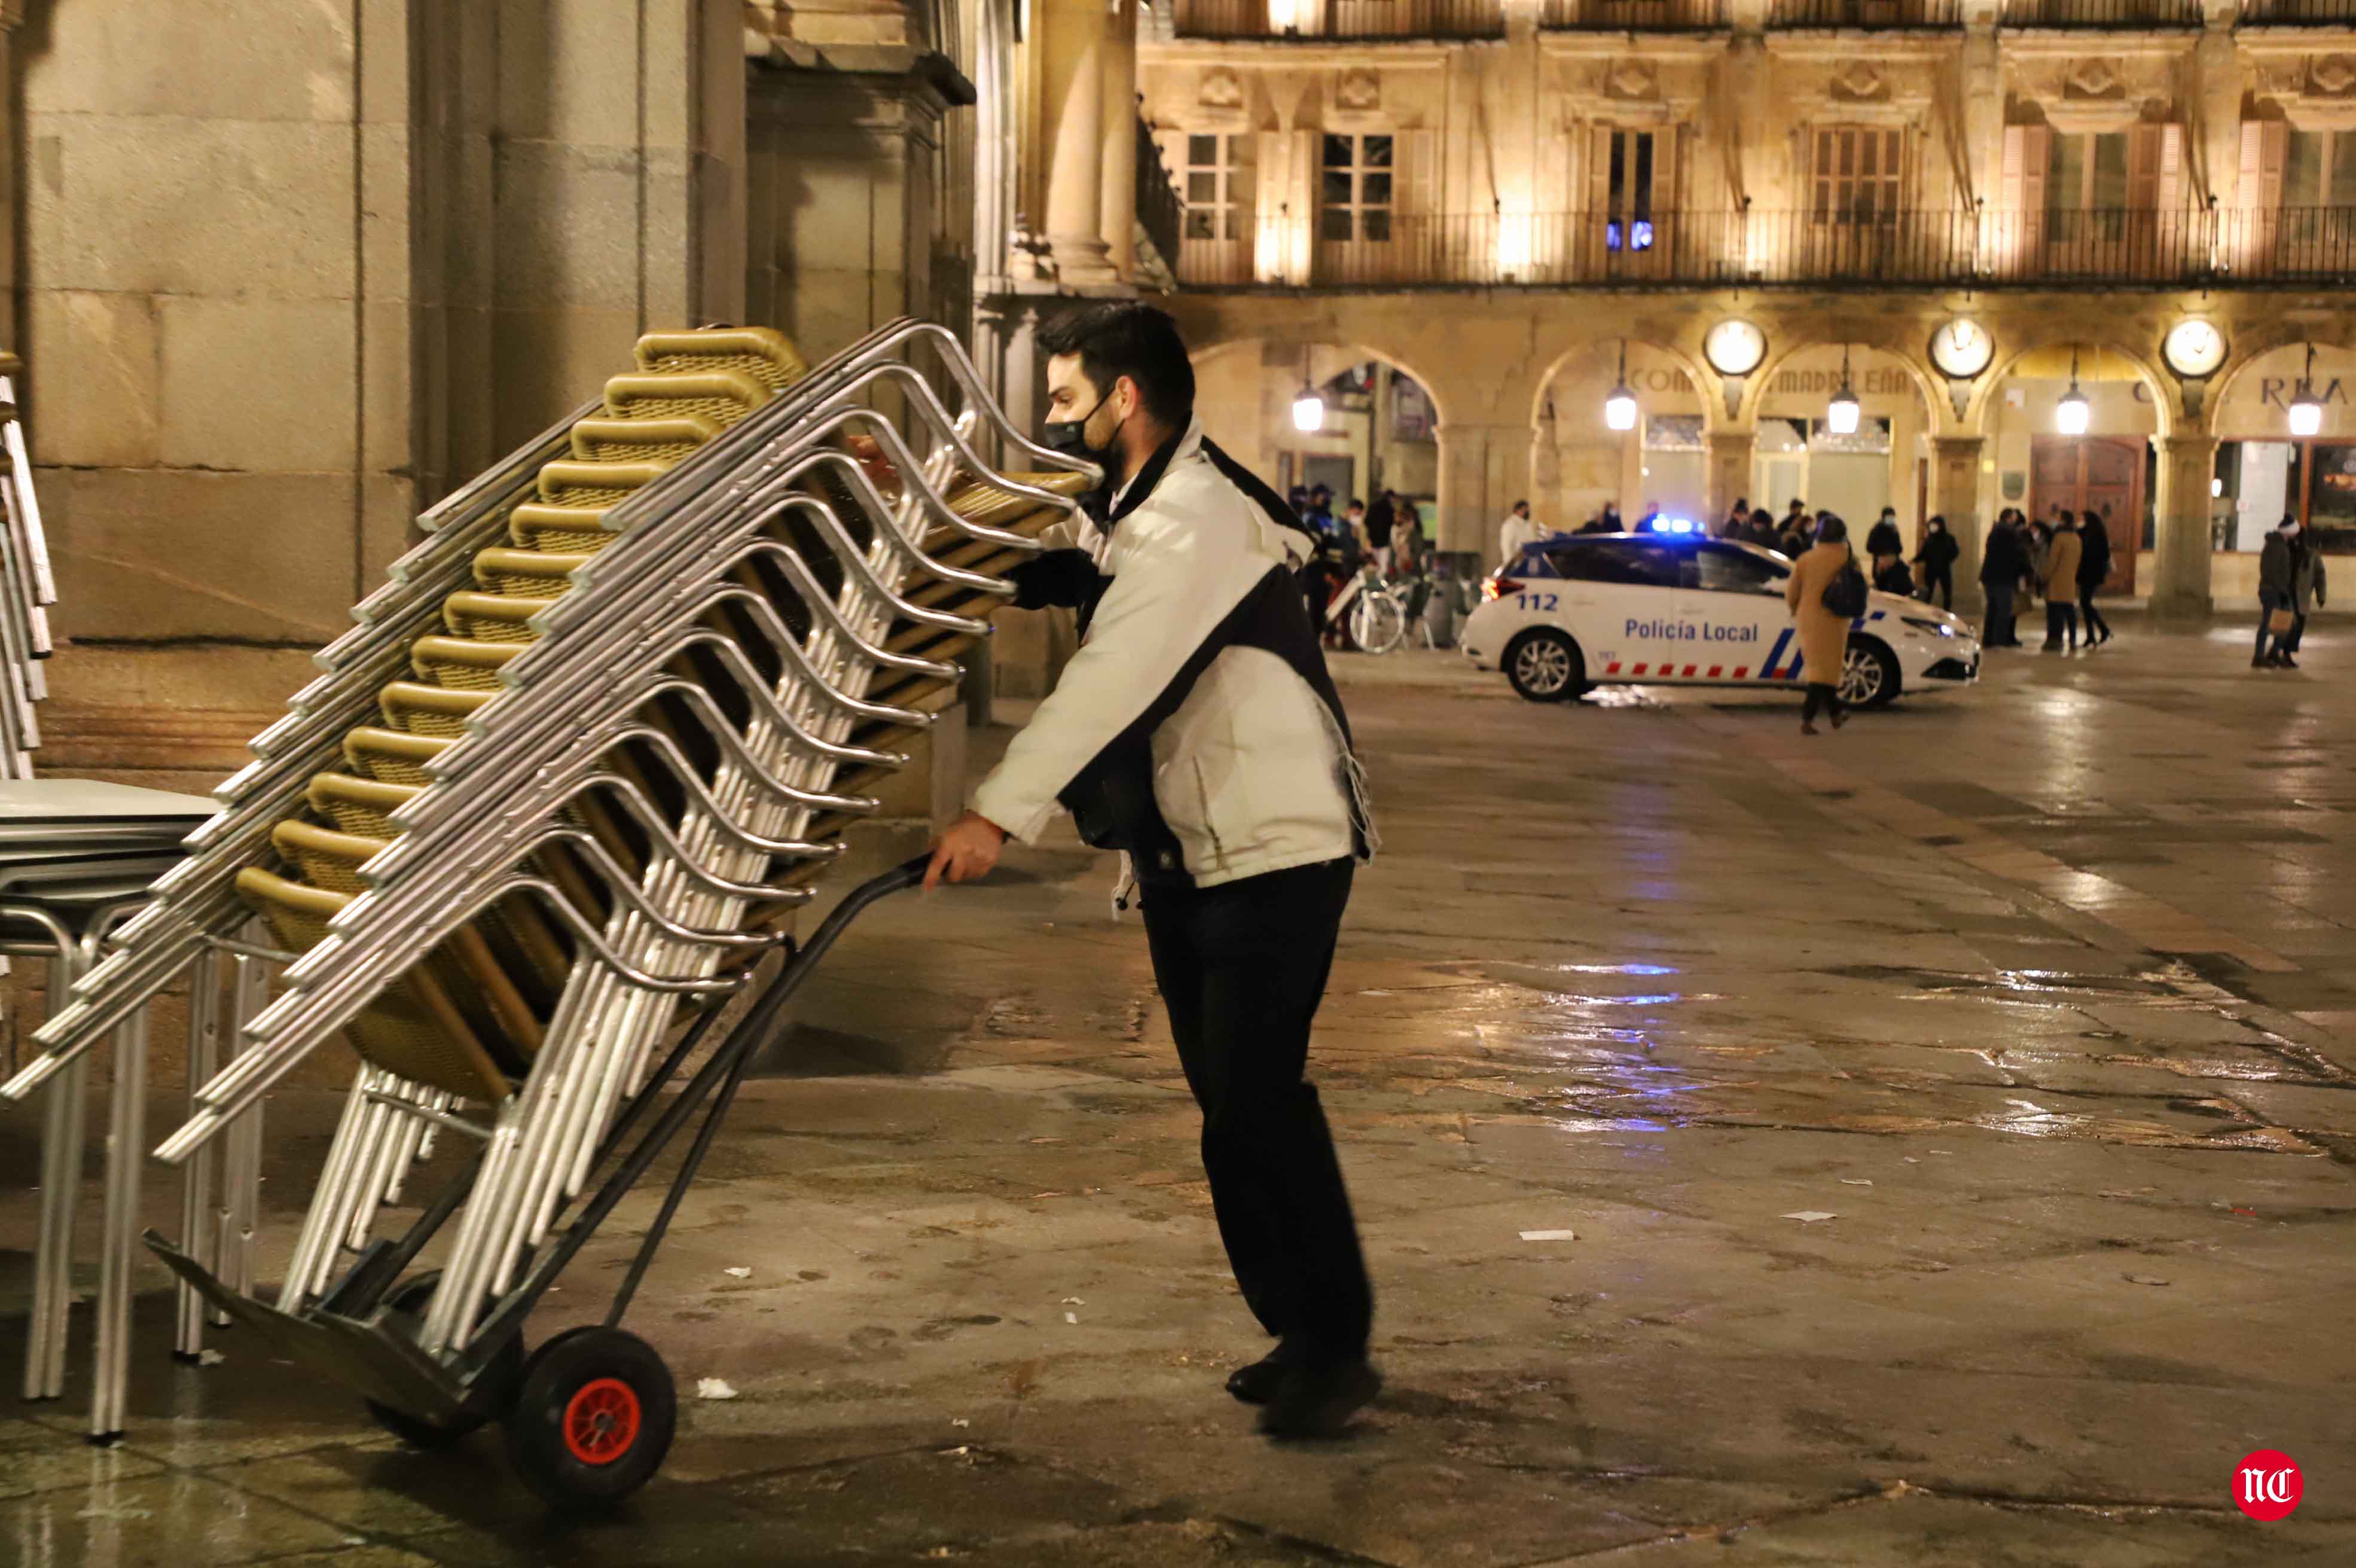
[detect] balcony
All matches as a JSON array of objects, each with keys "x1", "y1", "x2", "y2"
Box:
[
  {"x1": 1768, "y1": 0, "x2": 1961, "y2": 25},
  {"x1": 1997, "y1": 0, "x2": 2201, "y2": 24},
  {"x1": 1170, "y1": 0, "x2": 1504, "y2": 39},
  {"x1": 1137, "y1": 120, "x2": 1185, "y2": 281},
  {"x1": 2238, "y1": 0, "x2": 2356, "y2": 19},
  {"x1": 1170, "y1": 206, "x2": 2356, "y2": 289},
  {"x1": 1539, "y1": 0, "x2": 1728, "y2": 28}
]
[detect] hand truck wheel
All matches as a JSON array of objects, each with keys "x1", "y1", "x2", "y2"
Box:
[
  {"x1": 502, "y1": 1325, "x2": 676, "y2": 1505},
  {"x1": 364, "y1": 1271, "x2": 524, "y2": 1451}
]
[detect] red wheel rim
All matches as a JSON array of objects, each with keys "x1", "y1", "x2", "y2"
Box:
[{"x1": 561, "y1": 1376, "x2": 641, "y2": 1466}]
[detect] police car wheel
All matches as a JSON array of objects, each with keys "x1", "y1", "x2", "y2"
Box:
[
  {"x1": 1840, "y1": 638, "x2": 1901, "y2": 709},
  {"x1": 1505, "y1": 629, "x2": 1584, "y2": 703}
]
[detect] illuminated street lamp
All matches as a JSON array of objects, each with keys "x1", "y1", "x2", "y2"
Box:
[
  {"x1": 1292, "y1": 382, "x2": 1325, "y2": 433},
  {"x1": 2288, "y1": 343, "x2": 2324, "y2": 438},
  {"x1": 1826, "y1": 344, "x2": 1860, "y2": 435},
  {"x1": 2055, "y1": 348, "x2": 2090, "y2": 437},
  {"x1": 1604, "y1": 340, "x2": 1638, "y2": 432}
]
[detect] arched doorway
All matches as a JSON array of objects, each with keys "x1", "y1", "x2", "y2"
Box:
[
  {"x1": 1529, "y1": 339, "x2": 1713, "y2": 535},
  {"x1": 1745, "y1": 343, "x2": 1937, "y2": 542},
  {"x1": 1190, "y1": 338, "x2": 1446, "y2": 541},
  {"x1": 1985, "y1": 344, "x2": 2172, "y2": 598}
]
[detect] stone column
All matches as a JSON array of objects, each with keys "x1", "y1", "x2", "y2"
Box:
[
  {"x1": 1707, "y1": 432, "x2": 1754, "y2": 528},
  {"x1": 1960, "y1": 22, "x2": 2001, "y2": 210},
  {"x1": 1098, "y1": 0, "x2": 1139, "y2": 281},
  {"x1": 1441, "y1": 422, "x2": 1533, "y2": 566},
  {"x1": 2194, "y1": 26, "x2": 2240, "y2": 211},
  {"x1": 1040, "y1": 0, "x2": 1119, "y2": 284},
  {"x1": 2154, "y1": 435, "x2": 2218, "y2": 618},
  {"x1": 1931, "y1": 436, "x2": 1986, "y2": 611}
]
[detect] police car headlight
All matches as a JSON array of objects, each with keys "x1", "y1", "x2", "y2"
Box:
[{"x1": 1900, "y1": 616, "x2": 1957, "y2": 639}]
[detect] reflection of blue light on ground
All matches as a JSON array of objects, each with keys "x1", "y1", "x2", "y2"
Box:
[{"x1": 1551, "y1": 963, "x2": 1680, "y2": 976}]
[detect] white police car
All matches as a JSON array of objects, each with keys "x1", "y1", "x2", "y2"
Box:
[{"x1": 1461, "y1": 530, "x2": 1980, "y2": 707}]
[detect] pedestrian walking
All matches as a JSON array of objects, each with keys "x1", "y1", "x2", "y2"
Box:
[
  {"x1": 927, "y1": 302, "x2": 1380, "y2": 1438},
  {"x1": 2077, "y1": 510, "x2": 2115, "y2": 646},
  {"x1": 2041, "y1": 513, "x2": 2082, "y2": 651},
  {"x1": 2282, "y1": 523, "x2": 2328, "y2": 668},
  {"x1": 1914, "y1": 515, "x2": 1958, "y2": 609},
  {"x1": 1980, "y1": 510, "x2": 2027, "y2": 647},
  {"x1": 2256, "y1": 515, "x2": 2301, "y2": 667},
  {"x1": 1787, "y1": 514, "x2": 1864, "y2": 736},
  {"x1": 1498, "y1": 499, "x2": 1539, "y2": 566}
]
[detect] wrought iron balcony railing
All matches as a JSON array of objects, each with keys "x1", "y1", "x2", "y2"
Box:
[
  {"x1": 1998, "y1": 0, "x2": 2201, "y2": 24},
  {"x1": 2236, "y1": 0, "x2": 2356, "y2": 19},
  {"x1": 1170, "y1": 206, "x2": 2356, "y2": 289},
  {"x1": 1171, "y1": 0, "x2": 1505, "y2": 39},
  {"x1": 1768, "y1": 0, "x2": 1961, "y2": 25},
  {"x1": 1539, "y1": 0, "x2": 1729, "y2": 28},
  {"x1": 1137, "y1": 120, "x2": 1184, "y2": 274}
]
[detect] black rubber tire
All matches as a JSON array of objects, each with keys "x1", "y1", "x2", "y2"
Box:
[
  {"x1": 1841, "y1": 636, "x2": 1903, "y2": 709},
  {"x1": 1504, "y1": 629, "x2": 1586, "y2": 703},
  {"x1": 362, "y1": 1271, "x2": 523, "y2": 1451},
  {"x1": 503, "y1": 1326, "x2": 676, "y2": 1505}
]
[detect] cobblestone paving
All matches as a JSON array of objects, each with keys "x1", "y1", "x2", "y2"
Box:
[{"x1": 1, "y1": 621, "x2": 2350, "y2": 1565}]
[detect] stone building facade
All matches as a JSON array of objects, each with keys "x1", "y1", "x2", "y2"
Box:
[
  {"x1": 1137, "y1": 0, "x2": 2356, "y2": 610},
  {"x1": 0, "y1": 0, "x2": 1171, "y2": 777}
]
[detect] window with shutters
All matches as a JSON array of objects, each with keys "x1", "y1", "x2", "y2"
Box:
[
  {"x1": 1810, "y1": 127, "x2": 1905, "y2": 223},
  {"x1": 1320, "y1": 134, "x2": 1394, "y2": 244},
  {"x1": 1179, "y1": 133, "x2": 1252, "y2": 242},
  {"x1": 2275, "y1": 126, "x2": 2356, "y2": 266}
]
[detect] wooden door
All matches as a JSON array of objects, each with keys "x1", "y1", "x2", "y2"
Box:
[{"x1": 2030, "y1": 435, "x2": 2144, "y2": 595}]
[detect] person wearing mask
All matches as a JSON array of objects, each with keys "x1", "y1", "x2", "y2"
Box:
[
  {"x1": 1980, "y1": 510, "x2": 2028, "y2": 647},
  {"x1": 2041, "y1": 513, "x2": 2082, "y2": 652},
  {"x1": 2281, "y1": 520, "x2": 2329, "y2": 668},
  {"x1": 1865, "y1": 507, "x2": 1905, "y2": 581},
  {"x1": 926, "y1": 303, "x2": 1379, "y2": 1437},
  {"x1": 1339, "y1": 497, "x2": 1368, "y2": 554},
  {"x1": 1786, "y1": 514, "x2": 1860, "y2": 736},
  {"x1": 1914, "y1": 516, "x2": 1958, "y2": 609},
  {"x1": 2076, "y1": 510, "x2": 2115, "y2": 647},
  {"x1": 1722, "y1": 497, "x2": 1750, "y2": 540},
  {"x1": 1363, "y1": 492, "x2": 1395, "y2": 575},
  {"x1": 1498, "y1": 498, "x2": 1539, "y2": 566},
  {"x1": 2256, "y1": 515, "x2": 2300, "y2": 668},
  {"x1": 1745, "y1": 507, "x2": 1778, "y2": 549}
]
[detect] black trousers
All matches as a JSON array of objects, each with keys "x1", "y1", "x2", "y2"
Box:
[
  {"x1": 2079, "y1": 586, "x2": 2111, "y2": 640},
  {"x1": 2045, "y1": 599, "x2": 2079, "y2": 646},
  {"x1": 1921, "y1": 566, "x2": 1952, "y2": 609},
  {"x1": 1142, "y1": 856, "x2": 1372, "y2": 1364}
]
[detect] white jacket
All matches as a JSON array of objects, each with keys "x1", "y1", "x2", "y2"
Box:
[
  {"x1": 1499, "y1": 512, "x2": 1539, "y2": 565},
  {"x1": 970, "y1": 422, "x2": 1362, "y2": 888}
]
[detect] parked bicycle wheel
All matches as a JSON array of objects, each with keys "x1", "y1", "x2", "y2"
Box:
[{"x1": 1350, "y1": 587, "x2": 1409, "y2": 654}]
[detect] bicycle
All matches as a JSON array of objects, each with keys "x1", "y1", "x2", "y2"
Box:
[{"x1": 1325, "y1": 562, "x2": 1409, "y2": 654}]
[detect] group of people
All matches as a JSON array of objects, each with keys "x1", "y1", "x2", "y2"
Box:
[
  {"x1": 1289, "y1": 483, "x2": 1427, "y2": 577},
  {"x1": 2256, "y1": 514, "x2": 2329, "y2": 669},
  {"x1": 1976, "y1": 507, "x2": 2116, "y2": 652},
  {"x1": 1712, "y1": 498, "x2": 1959, "y2": 608}
]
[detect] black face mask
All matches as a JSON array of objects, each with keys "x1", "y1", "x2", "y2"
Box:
[{"x1": 1043, "y1": 391, "x2": 1125, "y2": 466}]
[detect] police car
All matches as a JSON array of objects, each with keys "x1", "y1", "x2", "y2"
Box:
[{"x1": 1461, "y1": 530, "x2": 1980, "y2": 706}]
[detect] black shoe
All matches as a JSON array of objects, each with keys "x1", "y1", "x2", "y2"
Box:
[
  {"x1": 1799, "y1": 721, "x2": 1819, "y2": 736},
  {"x1": 2279, "y1": 653, "x2": 2299, "y2": 669},
  {"x1": 1225, "y1": 1340, "x2": 1302, "y2": 1405},
  {"x1": 2254, "y1": 655, "x2": 2274, "y2": 669},
  {"x1": 1830, "y1": 709, "x2": 1848, "y2": 730},
  {"x1": 2041, "y1": 640, "x2": 2061, "y2": 652},
  {"x1": 1257, "y1": 1358, "x2": 1381, "y2": 1439}
]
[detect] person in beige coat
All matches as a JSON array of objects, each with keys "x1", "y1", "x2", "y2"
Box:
[
  {"x1": 2040, "y1": 513, "x2": 2083, "y2": 652},
  {"x1": 1784, "y1": 514, "x2": 1858, "y2": 735}
]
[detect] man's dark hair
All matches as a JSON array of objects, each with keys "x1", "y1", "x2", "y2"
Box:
[
  {"x1": 1036, "y1": 303, "x2": 1195, "y2": 426},
  {"x1": 1817, "y1": 515, "x2": 1849, "y2": 545},
  {"x1": 1348, "y1": 496, "x2": 1364, "y2": 509}
]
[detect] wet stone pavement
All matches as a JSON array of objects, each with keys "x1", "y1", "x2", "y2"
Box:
[{"x1": 2, "y1": 620, "x2": 2353, "y2": 1565}]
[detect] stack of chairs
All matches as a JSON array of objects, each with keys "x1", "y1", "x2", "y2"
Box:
[
  {"x1": 0, "y1": 352, "x2": 54, "y2": 779},
  {"x1": 1, "y1": 319, "x2": 1092, "y2": 1442}
]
